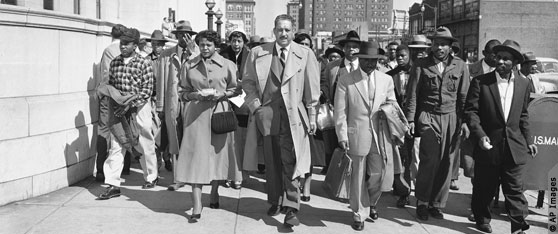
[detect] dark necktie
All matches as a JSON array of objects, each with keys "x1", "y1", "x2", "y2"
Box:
[
  {"x1": 350, "y1": 63, "x2": 355, "y2": 72},
  {"x1": 280, "y1": 48, "x2": 286, "y2": 68},
  {"x1": 181, "y1": 47, "x2": 188, "y2": 63}
]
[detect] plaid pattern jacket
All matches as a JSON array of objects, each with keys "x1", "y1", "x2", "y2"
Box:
[{"x1": 109, "y1": 53, "x2": 154, "y2": 107}]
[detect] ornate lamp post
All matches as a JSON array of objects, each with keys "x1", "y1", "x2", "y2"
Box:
[
  {"x1": 421, "y1": 3, "x2": 437, "y2": 33},
  {"x1": 215, "y1": 9, "x2": 223, "y2": 38},
  {"x1": 205, "y1": 0, "x2": 216, "y2": 31}
]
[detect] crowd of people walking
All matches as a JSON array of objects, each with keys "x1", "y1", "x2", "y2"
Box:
[{"x1": 94, "y1": 14, "x2": 541, "y2": 233}]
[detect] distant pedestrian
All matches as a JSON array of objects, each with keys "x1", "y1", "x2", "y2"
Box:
[{"x1": 520, "y1": 52, "x2": 544, "y2": 94}]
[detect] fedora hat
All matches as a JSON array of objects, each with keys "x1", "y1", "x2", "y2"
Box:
[
  {"x1": 355, "y1": 41, "x2": 382, "y2": 59},
  {"x1": 428, "y1": 26, "x2": 458, "y2": 42},
  {"x1": 492, "y1": 39, "x2": 524, "y2": 63},
  {"x1": 325, "y1": 45, "x2": 344, "y2": 58},
  {"x1": 171, "y1": 20, "x2": 197, "y2": 35},
  {"x1": 339, "y1": 30, "x2": 361, "y2": 47},
  {"x1": 522, "y1": 52, "x2": 537, "y2": 63},
  {"x1": 146, "y1": 30, "x2": 168, "y2": 42},
  {"x1": 408, "y1": 34, "x2": 430, "y2": 48}
]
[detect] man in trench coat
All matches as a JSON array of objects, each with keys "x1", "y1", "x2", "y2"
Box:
[
  {"x1": 152, "y1": 20, "x2": 199, "y2": 190},
  {"x1": 242, "y1": 14, "x2": 320, "y2": 228}
]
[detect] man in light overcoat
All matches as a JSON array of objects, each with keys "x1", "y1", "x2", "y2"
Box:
[{"x1": 242, "y1": 14, "x2": 320, "y2": 228}]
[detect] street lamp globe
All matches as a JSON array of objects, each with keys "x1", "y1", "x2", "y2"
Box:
[
  {"x1": 205, "y1": 0, "x2": 216, "y2": 10},
  {"x1": 215, "y1": 9, "x2": 223, "y2": 19},
  {"x1": 421, "y1": 5, "x2": 425, "y2": 12}
]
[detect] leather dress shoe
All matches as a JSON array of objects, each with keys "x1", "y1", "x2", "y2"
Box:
[
  {"x1": 416, "y1": 204, "x2": 429, "y2": 220},
  {"x1": 301, "y1": 196, "x2": 311, "y2": 202},
  {"x1": 167, "y1": 183, "x2": 185, "y2": 191},
  {"x1": 351, "y1": 221, "x2": 364, "y2": 231},
  {"x1": 476, "y1": 223, "x2": 492, "y2": 233},
  {"x1": 98, "y1": 186, "x2": 121, "y2": 200},
  {"x1": 397, "y1": 196, "x2": 410, "y2": 208},
  {"x1": 231, "y1": 182, "x2": 242, "y2": 190},
  {"x1": 450, "y1": 180, "x2": 459, "y2": 190},
  {"x1": 209, "y1": 202, "x2": 220, "y2": 209},
  {"x1": 369, "y1": 206, "x2": 379, "y2": 220},
  {"x1": 468, "y1": 213, "x2": 475, "y2": 222},
  {"x1": 142, "y1": 178, "x2": 158, "y2": 189},
  {"x1": 428, "y1": 207, "x2": 444, "y2": 219},
  {"x1": 267, "y1": 205, "x2": 281, "y2": 216},
  {"x1": 284, "y1": 209, "x2": 300, "y2": 228}
]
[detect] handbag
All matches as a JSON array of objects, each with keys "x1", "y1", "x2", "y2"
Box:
[
  {"x1": 323, "y1": 148, "x2": 353, "y2": 200},
  {"x1": 316, "y1": 102, "x2": 335, "y2": 130},
  {"x1": 211, "y1": 99, "x2": 238, "y2": 134}
]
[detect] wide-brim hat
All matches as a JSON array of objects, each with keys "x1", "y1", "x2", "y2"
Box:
[
  {"x1": 428, "y1": 26, "x2": 458, "y2": 42},
  {"x1": 146, "y1": 30, "x2": 168, "y2": 42},
  {"x1": 324, "y1": 45, "x2": 344, "y2": 58},
  {"x1": 171, "y1": 20, "x2": 197, "y2": 35},
  {"x1": 339, "y1": 30, "x2": 361, "y2": 47},
  {"x1": 355, "y1": 41, "x2": 382, "y2": 59},
  {"x1": 408, "y1": 34, "x2": 430, "y2": 48},
  {"x1": 492, "y1": 39, "x2": 524, "y2": 63},
  {"x1": 522, "y1": 52, "x2": 537, "y2": 63}
]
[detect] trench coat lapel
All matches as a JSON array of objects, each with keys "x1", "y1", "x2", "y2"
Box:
[
  {"x1": 353, "y1": 70, "x2": 370, "y2": 109},
  {"x1": 372, "y1": 71, "x2": 385, "y2": 111},
  {"x1": 255, "y1": 44, "x2": 273, "y2": 95},
  {"x1": 487, "y1": 72, "x2": 506, "y2": 122},
  {"x1": 282, "y1": 43, "x2": 303, "y2": 84}
]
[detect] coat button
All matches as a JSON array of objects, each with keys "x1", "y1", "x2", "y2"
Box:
[{"x1": 209, "y1": 79, "x2": 213, "y2": 83}]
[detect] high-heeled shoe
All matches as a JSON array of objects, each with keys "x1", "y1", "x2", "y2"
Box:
[
  {"x1": 190, "y1": 213, "x2": 201, "y2": 220},
  {"x1": 209, "y1": 202, "x2": 220, "y2": 209}
]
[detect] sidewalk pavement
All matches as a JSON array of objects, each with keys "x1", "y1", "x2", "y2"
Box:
[{"x1": 1, "y1": 162, "x2": 548, "y2": 234}]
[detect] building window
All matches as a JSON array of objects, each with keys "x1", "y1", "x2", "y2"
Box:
[
  {"x1": 236, "y1": 5, "x2": 242, "y2": 11},
  {"x1": 1, "y1": 0, "x2": 17, "y2": 5},
  {"x1": 465, "y1": 0, "x2": 479, "y2": 18},
  {"x1": 228, "y1": 4, "x2": 233, "y2": 11},
  {"x1": 439, "y1": 0, "x2": 451, "y2": 21},
  {"x1": 43, "y1": 0, "x2": 53, "y2": 10},
  {"x1": 74, "y1": 0, "x2": 80, "y2": 14},
  {"x1": 453, "y1": 0, "x2": 464, "y2": 20}
]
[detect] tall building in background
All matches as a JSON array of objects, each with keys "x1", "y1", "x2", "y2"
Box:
[
  {"x1": 298, "y1": 0, "x2": 393, "y2": 39},
  {"x1": 225, "y1": 0, "x2": 256, "y2": 37},
  {"x1": 287, "y1": 0, "x2": 300, "y2": 32}
]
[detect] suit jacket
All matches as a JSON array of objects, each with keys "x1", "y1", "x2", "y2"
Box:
[
  {"x1": 320, "y1": 59, "x2": 350, "y2": 103},
  {"x1": 334, "y1": 69, "x2": 397, "y2": 156},
  {"x1": 468, "y1": 59, "x2": 484, "y2": 80},
  {"x1": 465, "y1": 71, "x2": 532, "y2": 165},
  {"x1": 153, "y1": 45, "x2": 199, "y2": 154},
  {"x1": 242, "y1": 42, "x2": 320, "y2": 179}
]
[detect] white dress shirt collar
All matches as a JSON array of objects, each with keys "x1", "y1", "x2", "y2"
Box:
[
  {"x1": 495, "y1": 71, "x2": 515, "y2": 122},
  {"x1": 344, "y1": 58, "x2": 359, "y2": 73},
  {"x1": 275, "y1": 43, "x2": 291, "y2": 60}
]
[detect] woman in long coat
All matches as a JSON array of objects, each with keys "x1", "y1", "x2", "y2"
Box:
[{"x1": 177, "y1": 30, "x2": 241, "y2": 220}]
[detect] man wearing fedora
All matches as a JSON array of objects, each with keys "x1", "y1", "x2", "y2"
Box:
[
  {"x1": 408, "y1": 34, "x2": 431, "y2": 61},
  {"x1": 469, "y1": 39, "x2": 502, "y2": 80},
  {"x1": 320, "y1": 30, "x2": 361, "y2": 173},
  {"x1": 334, "y1": 41, "x2": 397, "y2": 231},
  {"x1": 146, "y1": 30, "x2": 168, "y2": 62},
  {"x1": 465, "y1": 39, "x2": 538, "y2": 234},
  {"x1": 405, "y1": 26, "x2": 470, "y2": 220},
  {"x1": 152, "y1": 20, "x2": 199, "y2": 191},
  {"x1": 520, "y1": 52, "x2": 544, "y2": 94}
]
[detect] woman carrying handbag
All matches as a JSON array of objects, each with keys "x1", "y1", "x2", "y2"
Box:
[{"x1": 177, "y1": 30, "x2": 241, "y2": 221}]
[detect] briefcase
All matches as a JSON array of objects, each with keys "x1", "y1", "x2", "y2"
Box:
[{"x1": 323, "y1": 148, "x2": 352, "y2": 200}]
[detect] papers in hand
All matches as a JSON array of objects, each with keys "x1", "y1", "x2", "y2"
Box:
[{"x1": 229, "y1": 90, "x2": 246, "y2": 108}]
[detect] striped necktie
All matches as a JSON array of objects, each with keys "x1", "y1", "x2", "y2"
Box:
[{"x1": 280, "y1": 47, "x2": 286, "y2": 67}]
